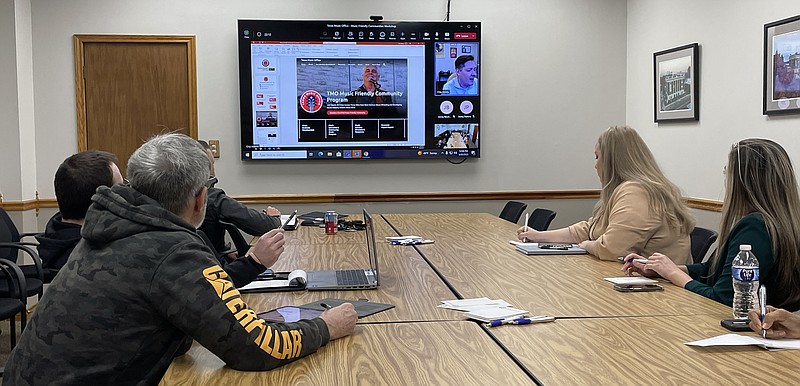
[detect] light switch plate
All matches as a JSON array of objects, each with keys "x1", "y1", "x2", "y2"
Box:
[{"x1": 208, "y1": 140, "x2": 220, "y2": 158}]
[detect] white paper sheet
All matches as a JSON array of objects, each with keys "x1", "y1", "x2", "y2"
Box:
[
  {"x1": 686, "y1": 333, "x2": 800, "y2": 350},
  {"x1": 604, "y1": 277, "x2": 659, "y2": 285}
]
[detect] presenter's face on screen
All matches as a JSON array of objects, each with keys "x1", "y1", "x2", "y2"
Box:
[
  {"x1": 363, "y1": 65, "x2": 380, "y2": 86},
  {"x1": 456, "y1": 60, "x2": 476, "y2": 87},
  {"x1": 594, "y1": 143, "x2": 602, "y2": 180}
]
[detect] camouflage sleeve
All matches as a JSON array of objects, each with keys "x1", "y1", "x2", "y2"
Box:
[
  {"x1": 150, "y1": 241, "x2": 330, "y2": 371},
  {"x1": 216, "y1": 193, "x2": 280, "y2": 236}
]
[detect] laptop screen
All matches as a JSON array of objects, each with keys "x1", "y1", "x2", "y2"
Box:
[{"x1": 363, "y1": 209, "x2": 379, "y2": 286}]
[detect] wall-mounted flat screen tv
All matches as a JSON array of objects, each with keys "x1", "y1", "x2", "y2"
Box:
[{"x1": 238, "y1": 19, "x2": 481, "y2": 160}]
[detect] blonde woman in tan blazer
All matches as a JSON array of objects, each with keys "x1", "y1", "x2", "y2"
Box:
[{"x1": 517, "y1": 126, "x2": 694, "y2": 263}]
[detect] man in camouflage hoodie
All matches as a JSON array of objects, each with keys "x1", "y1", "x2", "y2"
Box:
[{"x1": 3, "y1": 133, "x2": 357, "y2": 385}]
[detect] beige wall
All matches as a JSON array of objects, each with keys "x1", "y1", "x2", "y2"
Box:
[
  {"x1": 0, "y1": 0, "x2": 628, "y2": 203},
  {"x1": 626, "y1": 0, "x2": 800, "y2": 202}
]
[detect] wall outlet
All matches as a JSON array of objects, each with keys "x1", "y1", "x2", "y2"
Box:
[{"x1": 208, "y1": 140, "x2": 220, "y2": 158}]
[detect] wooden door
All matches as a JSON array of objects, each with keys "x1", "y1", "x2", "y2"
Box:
[{"x1": 74, "y1": 35, "x2": 197, "y2": 175}]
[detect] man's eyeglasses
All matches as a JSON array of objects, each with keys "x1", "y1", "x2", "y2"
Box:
[{"x1": 196, "y1": 176, "x2": 217, "y2": 196}]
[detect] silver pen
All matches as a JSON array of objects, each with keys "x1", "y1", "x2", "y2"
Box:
[{"x1": 759, "y1": 286, "x2": 767, "y2": 339}]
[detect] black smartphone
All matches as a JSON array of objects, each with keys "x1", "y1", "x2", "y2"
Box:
[
  {"x1": 720, "y1": 319, "x2": 752, "y2": 332},
  {"x1": 539, "y1": 243, "x2": 572, "y2": 250},
  {"x1": 613, "y1": 284, "x2": 663, "y2": 292},
  {"x1": 257, "y1": 306, "x2": 324, "y2": 323}
]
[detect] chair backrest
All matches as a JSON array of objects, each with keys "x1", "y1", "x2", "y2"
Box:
[
  {"x1": 690, "y1": 226, "x2": 718, "y2": 264},
  {"x1": 197, "y1": 230, "x2": 228, "y2": 267},
  {"x1": 220, "y1": 222, "x2": 251, "y2": 257},
  {"x1": 499, "y1": 201, "x2": 527, "y2": 224},
  {"x1": 0, "y1": 208, "x2": 22, "y2": 261},
  {"x1": 528, "y1": 208, "x2": 557, "y2": 231}
]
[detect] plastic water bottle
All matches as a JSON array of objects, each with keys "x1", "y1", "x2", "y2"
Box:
[{"x1": 731, "y1": 244, "x2": 759, "y2": 319}]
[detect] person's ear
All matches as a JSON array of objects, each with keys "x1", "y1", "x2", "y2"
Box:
[{"x1": 194, "y1": 187, "x2": 207, "y2": 213}]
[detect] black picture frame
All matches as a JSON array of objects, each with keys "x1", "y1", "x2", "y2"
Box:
[
  {"x1": 654, "y1": 43, "x2": 699, "y2": 122},
  {"x1": 763, "y1": 15, "x2": 800, "y2": 115}
]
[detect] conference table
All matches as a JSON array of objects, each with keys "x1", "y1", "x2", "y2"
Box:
[
  {"x1": 161, "y1": 212, "x2": 799, "y2": 385},
  {"x1": 382, "y1": 213, "x2": 732, "y2": 318}
]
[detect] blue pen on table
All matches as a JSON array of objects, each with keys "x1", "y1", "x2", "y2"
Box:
[
  {"x1": 484, "y1": 315, "x2": 555, "y2": 328},
  {"x1": 759, "y1": 285, "x2": 767, "y2": 338},
  {"x1": 391, "y1": 239, "x2": 434, "y2": 246}
]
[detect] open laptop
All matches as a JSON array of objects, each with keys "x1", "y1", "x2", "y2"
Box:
[{"x1": 306, "y1": 209, "x2": 380, "y2": 290}]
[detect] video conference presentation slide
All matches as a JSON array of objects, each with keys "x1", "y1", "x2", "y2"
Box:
[{"x1": 238, "y1": 20, "x2": 481, "y2": 160}]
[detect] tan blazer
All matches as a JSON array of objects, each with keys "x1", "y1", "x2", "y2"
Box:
[{"x1": 568, "y1": 181, "x2": 692, "y2": 264}]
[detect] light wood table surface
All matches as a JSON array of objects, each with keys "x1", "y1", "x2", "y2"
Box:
[
  {"x1": 161, "y1": 321, "x2": 534, "y2": 385},
  {"x1": 242, "y1": 215, "x2": 460, "y2": 323},
  {"x1": 382, "y1": 213, "x2": 731, "y2": 317},
  {"x1": 252, "y1": 212, "x2": 369, "y2": 245},
  {"x1": 489, "y1": 313, "x2": 799, "y2": 385}
]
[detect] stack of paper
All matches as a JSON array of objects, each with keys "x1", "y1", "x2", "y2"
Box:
[
  {"x1": 686, "y1": 333, "x2": 800, "y2": 351},
  {"x1": 463, "y1": 307, "x2": 529, "y2": 323},
  {"x1": 438, "y1": 297, "x2": 512, "y2": 311},
  {"x1": 439, "y1": 297, "x2": 529, "y2": 322}
]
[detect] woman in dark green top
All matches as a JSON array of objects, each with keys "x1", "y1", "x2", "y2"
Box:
[{"x1": 623, "y1": 139, "x2": 800, "y2": 311}]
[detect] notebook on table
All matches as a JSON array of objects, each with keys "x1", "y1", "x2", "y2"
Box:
[
  {"x1": 515, "y1": 242, "x2": 587, "y2": 255},
  {"x1": 306, "y1": 209, "x2": 380, "y2": 291}
]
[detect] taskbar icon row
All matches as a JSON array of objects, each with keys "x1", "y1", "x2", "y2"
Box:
[
  {"x1": 245, "y1": 147, "x2": 479, "y2": 160},
  {"x1": 308, "y1": 150, "x2": 368, "y2": 159}
]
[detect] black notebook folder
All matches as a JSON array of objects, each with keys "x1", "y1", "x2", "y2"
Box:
[{"x1": 300, "y1": 298, "x2": 395, "y2": 319}]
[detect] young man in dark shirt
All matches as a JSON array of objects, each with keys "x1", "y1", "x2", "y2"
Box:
[{"x1": 35, "y1": 151, "x2": 124, "y2": 279}]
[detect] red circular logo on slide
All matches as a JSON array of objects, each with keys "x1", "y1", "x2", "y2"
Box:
[
  {"x1": 299, "y1": 90, "x2": 324, "y2": 113},
  {"x1": 262, "y1": 59, "x2": 270, "y2": 67}
]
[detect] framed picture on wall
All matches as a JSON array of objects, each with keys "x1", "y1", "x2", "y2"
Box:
[
  {"x1": 654, "y1": 43, "x2": 699, "y2": 122},
  {"x1": 764, "y1": 15, "x2": 800, "y2": 115}
]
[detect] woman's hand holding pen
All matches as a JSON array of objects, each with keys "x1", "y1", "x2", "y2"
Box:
[
  {"x1": 622, "y1": 253, "x2": 691, "y2": 286},
  {"x1": 748, "y1": 306, "x2": 800, "y2": 339},
  {"x1": 516, "y1": 227, "x2": 539, "y2": 242},
  {"x1": 621, "y1": 253, "x2": 660, "y2": 278}
]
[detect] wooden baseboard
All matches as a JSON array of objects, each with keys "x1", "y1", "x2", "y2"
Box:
[
  {"x1": 687, "y1": 198, "x2": 722, "y2": 212},
  {"x1": 1, "y1": 191, "x2": 724, "y2": 212}
]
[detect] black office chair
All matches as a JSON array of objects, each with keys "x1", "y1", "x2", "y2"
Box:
[
  {"x1": 499, "y1": 201, "x2": 527, "y2": 224},
  {"x1": 0, "y1": 258, "x2": 28, "y2": 350},
  {"x1": 0, "y1": 208, "x2": 44, "y2": 299},
  {"x1": 220, "y1": 222, "x2": 251, "y2": 258},
  {"x1": 527, "y1": 208, "x2": 557, "y2": 231},
  {"x1": 197, "y1": 230, "x2": 228, "y2": 267},
  {"x1": 690, "y1": 226, "x2": 718, "y2": 264}
]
